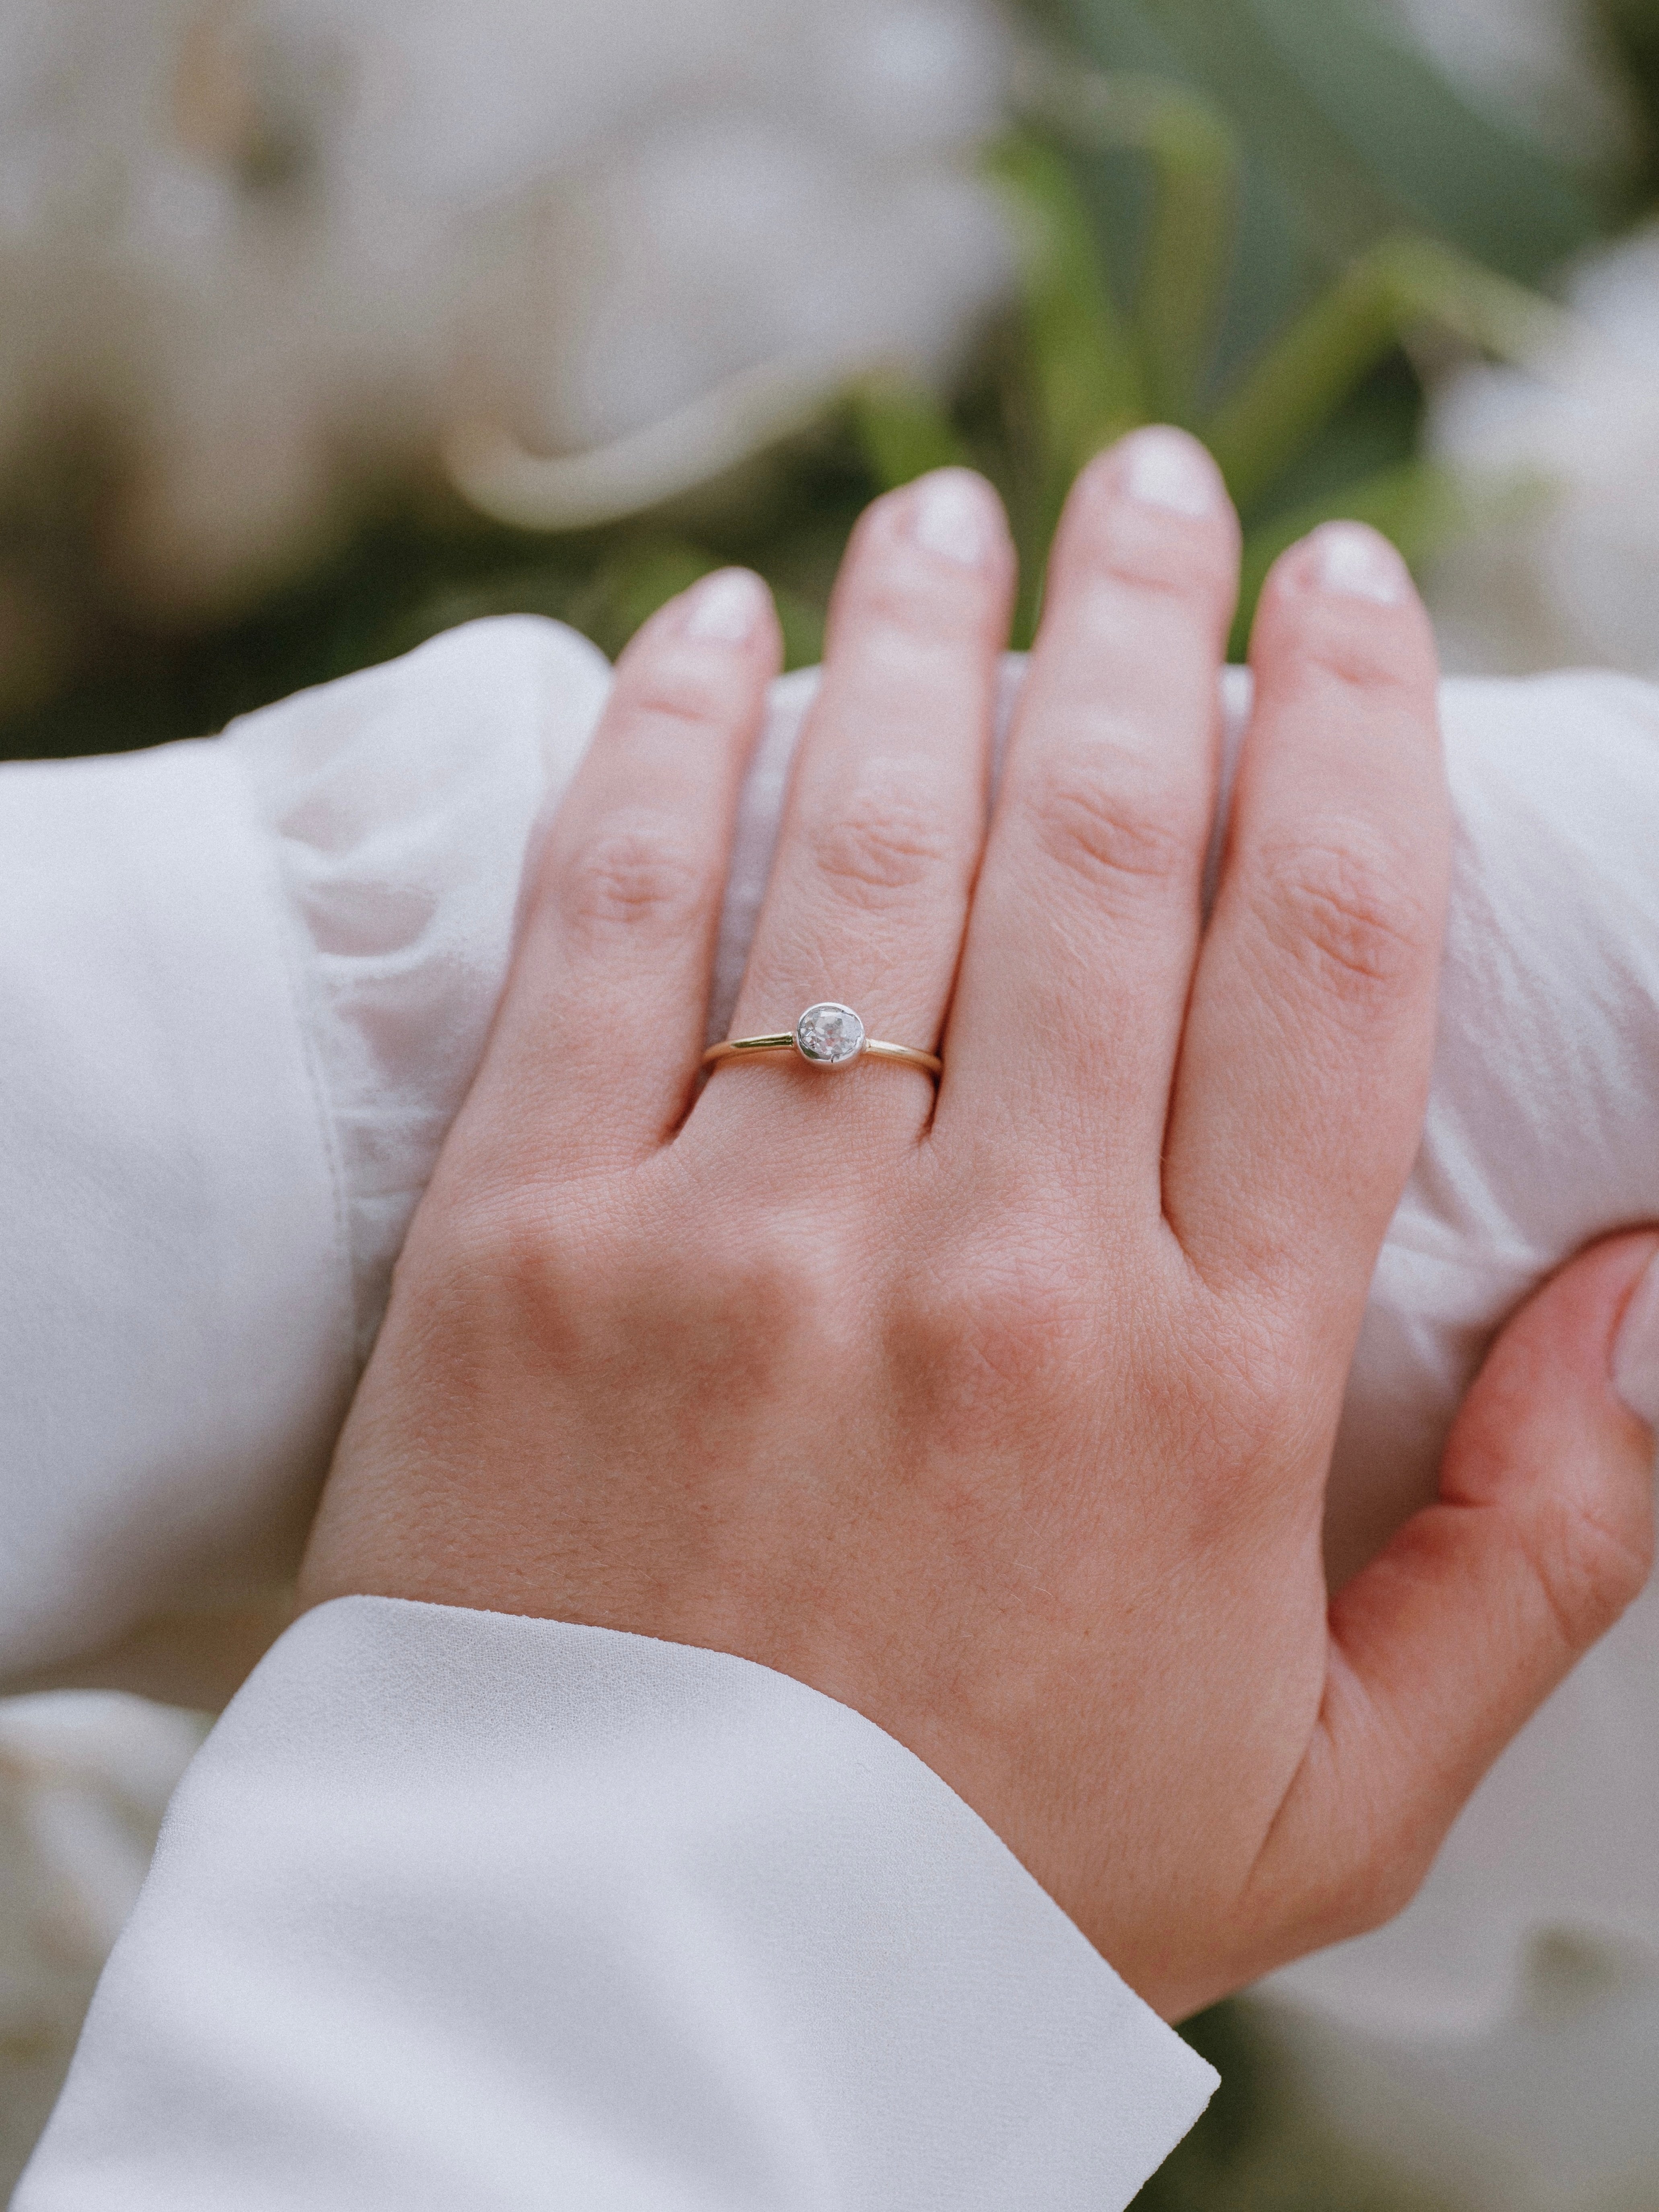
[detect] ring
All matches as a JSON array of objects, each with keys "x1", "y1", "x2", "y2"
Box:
[{"x1": 701, "y1": 1001, "x2": 942, "y2": 1077}]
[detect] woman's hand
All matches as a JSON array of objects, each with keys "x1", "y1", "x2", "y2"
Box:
[{"x1": 300, "y1": 431, "x2": 1656, "y2": 2019}]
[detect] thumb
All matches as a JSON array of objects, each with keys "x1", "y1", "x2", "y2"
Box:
[{"x1": 1267, "y1": 1231, "x2": 1658, "y2": 1951}]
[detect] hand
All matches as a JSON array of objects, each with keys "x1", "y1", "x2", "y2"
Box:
[{"x1": 300, "y1": 432, "x2": 1656, "y2": 2019}]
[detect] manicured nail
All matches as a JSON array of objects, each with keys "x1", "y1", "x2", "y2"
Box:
[
  {"x1": 1310, "y1": 521, "x2": 1409, "y2": 605},
  {"x1": 1614, "y1": 1252, "x2": 1659, "y2": 1430},
  {"x1": 684, "y1": 568, "x2": 769, "y2": 643},
  {"x1": 909, "y1": 469, "x2": 992, "y2": 566},
  {"x1": 1118, "y1": 426, "x2": 1219, "y2": 517}
]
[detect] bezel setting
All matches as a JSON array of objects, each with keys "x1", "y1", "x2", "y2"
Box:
[{"x1": 794, "y1": 1002, "x2": 866, "y2": 1067}]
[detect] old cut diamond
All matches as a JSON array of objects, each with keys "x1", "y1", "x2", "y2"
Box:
[{"x1": 795, "y1": 1001, "x2": 865, "y2": 1066}]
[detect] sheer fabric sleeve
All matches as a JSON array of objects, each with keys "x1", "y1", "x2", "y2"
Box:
[{"x1": 0, "y1": 617, "x2": 610, "y2": 1685}]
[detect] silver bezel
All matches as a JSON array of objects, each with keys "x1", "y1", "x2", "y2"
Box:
[{"x1": 794, "y1": 1001, "x2": 866, "y2": 1067}]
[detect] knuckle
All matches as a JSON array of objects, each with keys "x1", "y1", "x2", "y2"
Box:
[
  {"x1": 1063, "y1": 472, "x2": 1238, "y2": 609},
  {"x1": 1255, "y1": 831, "x2": 1437, "y2": 1009},
  {"x1": 898, "y1": 1243, "x2": 1084, "y2": 1434},
  {"x1": 1166, "y1": 1291, "x2": 1315, "y2": 1499},
  {"x1": 814, "y1": 764, "x2": 959, "y2": 909},
  {"x1": 625, "y1": 652, "x2": 747, "y2": 736},
  {"x1": 557, "y1": 812, "x2": 708, "y2": 942},
  {"x1": 422, "y1": 1177, "x2": 576, "y2": 1336},
  {"x1": 695, "y1": 1216, "x2": 802, "y2": 1314},
  {"x1": 429, "y1": 1171, "x2": 835, "y2": 1386},
  {"x1": 1295, "y1": 611, "x2": 1429, "y2": 698},
  {"x1": 1517, "y1": 1487, "x2": 1655, "y2": 1653},
  {"x1": 1090, "y1": 528, "x2": 1236, "y2": 610},
  {"x1": 1191, "y1": 1300, "x2": 1303, "y2": 1442},
  {"x1": 1027, "y1": 746, "x2": 1195, "y2": 902},
  {"x1": 850, "y1": 550, "x2": 990, "y2": 641},
  {"x1": 1323, "y1": 1832, "x2": 1436, "y2": 1944},
  {"x1": 690, "y1": 1214, "x2": 838, "y2": 1372}
]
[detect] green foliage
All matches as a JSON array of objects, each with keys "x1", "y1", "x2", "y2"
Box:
[
  {"x1": 991, "y1": 135, "x2": 1145, "y2": 477},
  {"x1": 1598, "y1": 0, "x2": 1659, "y2": 200},
  {"x1": 848, "y1": 378, "x2": 972, "y2": 492},
  {"x1": 1057, "y1": 0, "x2": 1608, "y2": 278},
  {"x1": 947, "y1": 93, "x2": 1569, "y2": 650},
  {"x1": 1204, "y1": 236, "x2": 1562, "y2": 511},
  {"x1": 0, "y1": 0, "x2": 1637, "y2": 766},
  {"x1": 1129, "y1": 2003, "x2": 1457, "y2": 2212}
]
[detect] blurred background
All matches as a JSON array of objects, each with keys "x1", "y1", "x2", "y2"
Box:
[{"x1": 3, "y1": 0, "x2": 1659, "y2": 2200}]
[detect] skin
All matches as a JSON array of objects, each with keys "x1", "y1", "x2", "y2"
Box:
[{"x1": 301, "y1": 430, "x2": 1657, "y2": 2022}]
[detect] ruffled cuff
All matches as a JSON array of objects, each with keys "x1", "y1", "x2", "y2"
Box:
[
  {"x1": 226, "y1": 615, "x2": 613, "y2": 1363},
  {"x1": 0, "y1": 617, "x2": 609, "y2": 1682}
]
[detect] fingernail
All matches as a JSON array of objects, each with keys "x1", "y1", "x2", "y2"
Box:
[
  {"x1": 1614, "y1": 1252, "x2": 1659, "y2": 1429},
  {"x1": 684, "y1": 568, "x2": 769, "y2": 643},
  {"x1": 1118, "y1": 426, "x2": 1219, "y2": 518},
  {"x1": 909, "y1": 469, "x2": 992, "y2": 566},
  {"x1": 1309, "y1": 521, "x2": 1409, "y2": 605}
]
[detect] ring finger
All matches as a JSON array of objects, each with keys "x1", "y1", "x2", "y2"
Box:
[{"x1": 697, "y1": 468, "x2": 1015, "y2": 1152}]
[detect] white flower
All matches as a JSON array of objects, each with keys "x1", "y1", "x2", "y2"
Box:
[
  {"x1": 0, "y1": 0, "x2": 1013, "y2": 615},
  {"x1": 1373, "y1": 0, "x2": 1636, "y2": 168},
  {"x1": 1425, "y1": 224, "x2": 1659, "y2": 678}
]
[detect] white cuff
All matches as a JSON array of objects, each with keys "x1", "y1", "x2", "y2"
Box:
[{"x1": 17, "y1": 1597, "x2": 1215, "y2": 2210}]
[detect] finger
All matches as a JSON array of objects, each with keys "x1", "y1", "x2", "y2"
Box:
[
  {"x1": 1264, "y1": 1232, "x2": 1658, "y2": 1954},
  {"x1": 706, "y1": 469, "x2": 1013, "y2": 1138},
  {"x1": 1164, "y1": 523, "x2": 1447, "y2": 1300},
  {"x1": 462, "y1": 569, "x2": 781, "y2": 1179},
  {"x1": 939, "y1": 429, "x2": 1238, "y2": 1206}
]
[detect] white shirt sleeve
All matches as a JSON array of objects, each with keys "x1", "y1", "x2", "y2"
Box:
[
  {"x1": 12, "y1": 1596, "x2": 1216, "y2": 2211},
  {"x1": 0, "y1": 617, "x2": 612, "y2": 1685}
]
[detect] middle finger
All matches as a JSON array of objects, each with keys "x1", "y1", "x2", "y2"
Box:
[{"x1": 941, "y1": 428, "x2": 1239, "y2": 1213}]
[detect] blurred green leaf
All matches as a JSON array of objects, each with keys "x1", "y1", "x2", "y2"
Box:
[
  {"x1": 990, "y1": 133, "x2": 1147, "y2": 479},
  {"x1": 1131, "y1": 2001, "x2": 1460, "y2": 2211},
  {"x1": 1240, "y1": 0, "x2": 1607, "y2": 273},
  {"x1": 1597, "y1": 0, "x2": 1659, "y2": 201},
  {"x1": 566, "y1": 542, "x2": 721, "y2": 659},
  {"x1": 1207, "y1": 233, "x2": 1567, "y2": 515},
  {"x1": 985, "y1": 131, "x2": 1149, "y2": 633},
  {"x1": 1060, "y1": 0, "x2": 1606, "y2": 279},
  {"x1": 849, "y1": 378, "x2": 972, "y2": 490},
  {"x1": 1230, "y1": 456, "x2": 1469, "y2": 655},
  {"x1": 1018, "y1": 54, "x2": 1240, "y2": 421}
]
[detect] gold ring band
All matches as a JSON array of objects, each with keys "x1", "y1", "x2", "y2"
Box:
[{"x1": 701, "y1": 1001, "x2": 941, "y2": 1077}]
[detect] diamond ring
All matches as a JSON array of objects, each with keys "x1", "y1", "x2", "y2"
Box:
[{"x1": 701, "y1": 1001, "x2": 942, "y2": 1077}]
